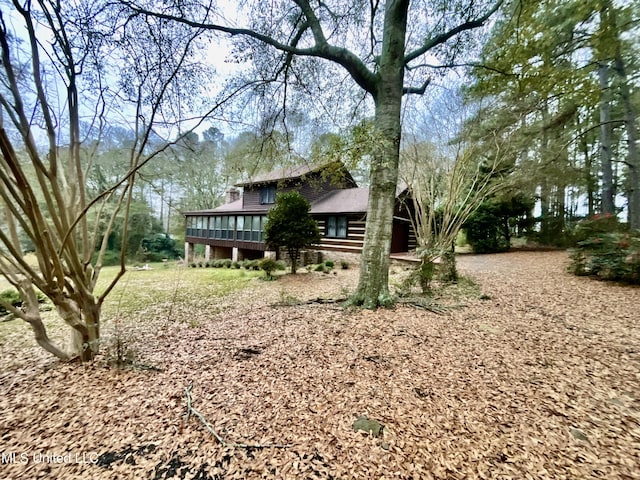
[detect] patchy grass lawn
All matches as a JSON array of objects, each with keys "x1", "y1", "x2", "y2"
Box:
[
  {"x1": 0, "y1": 264, "x2": 263, "y2": 364},
  {"x1": 1, "y1": 252, "x2": 639, "y2": 479}
]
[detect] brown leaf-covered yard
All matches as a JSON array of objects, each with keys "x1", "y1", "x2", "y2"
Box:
[{"x1": 1, "y1": 251, "x2": 639, "y2": 479}]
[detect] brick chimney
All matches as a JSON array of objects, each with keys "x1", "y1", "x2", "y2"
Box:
[{"x1": 225, "y1": 187, "x2": 240, "y2": 204}]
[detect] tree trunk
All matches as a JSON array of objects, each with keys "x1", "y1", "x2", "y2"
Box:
[
  {"x1": 601, "y1": 0, "x2": 639, "y2": 228},
  {"x1": 289, "y1": 247, "x2": 298, "y2": 274},
  {"x1": 25, "y1": 315, "x2": 71, "y2": 360},
  {"x1": 582, "y1": 134, "x2": 596, "y2": 217},
  {"x1": 613, "y1": 51, "x2": 639, "y2": 229},
  {"x1": 539, "y1": 181, "x2": 551, "y2": 242},
  {"x1": 57, "y1": 297, "x2": 100, "y2": 362},
  {"x1": 439, "y1": 250, "x2": 458, "y2": 283},
  {"x1": 598, "y1": 61, "x2": 615, "y2": 215},
  {"x1": 352, "y1": 0, "x2": 408, "y2": 308}
]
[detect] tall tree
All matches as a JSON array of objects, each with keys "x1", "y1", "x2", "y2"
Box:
[
  {"x1": 124, "y1": 0, "x2": 503, "y2": 307},
  {"x1": 466, "y1": 0, "x2": 639, "y2": 232}
]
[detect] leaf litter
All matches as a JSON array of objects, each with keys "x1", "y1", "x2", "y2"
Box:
[{"x1": 0, "y1": 251, "x2": 639, "y2": 479}]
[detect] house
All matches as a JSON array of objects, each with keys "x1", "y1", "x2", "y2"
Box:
[{"x1": 184, "y1": 161, "x2": 416, "y2": 262}]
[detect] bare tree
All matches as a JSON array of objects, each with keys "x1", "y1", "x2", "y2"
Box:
[
  {"x1": 401, "y1": 101, "x2": 510, "y2": 289},
  {"x1": 0, "y1": 0, "x2": 211, "y2": 360}
]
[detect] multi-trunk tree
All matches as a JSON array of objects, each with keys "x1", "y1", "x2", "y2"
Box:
[
  {"x1": 125, "y1": 0, "x2": 503, "y2": 307},
  {"x1": 400, "y1": 97, "x2": 512, "y2": 285},
  {"x1": 0, "y1": 0, "x2": 212, "y2": 360}
]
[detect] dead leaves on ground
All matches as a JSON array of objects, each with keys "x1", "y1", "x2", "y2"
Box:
[{"x1": 0, "y1": 252, "x2": 639, "y2": 479}]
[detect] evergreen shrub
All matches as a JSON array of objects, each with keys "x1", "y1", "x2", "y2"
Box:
[{"x1": 568, "y1": 227, "x2": 640, "y2": 283}]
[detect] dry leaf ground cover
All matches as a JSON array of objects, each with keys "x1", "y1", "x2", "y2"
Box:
[{"x1": 0, "y1": 251, "x2": 639, "y2": 479}]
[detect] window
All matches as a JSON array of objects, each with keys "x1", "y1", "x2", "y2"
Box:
[
  {"x1": 251, "y1": 216, "x2": 261, "y2": 241},
  {"x1": 241, "y1": 215, "x2": 252, "y2": 241},
  {"x1": 236, "y1": 215, "x2": 244, "y2": 238},
  {"x1": 214, "y1": 216, "x2": 222, "y2": 238},
  {"x1": 228, "y1": 215, "x2": 236, "y2": 239},
  {"x1": 221, "y1": 216, "x2": 229, "y2": 239},
  {"x1": 207, "y1": 216, "x2": 237, "y2": 240},
  {"x1": 326, "y1": 216, "x2": 347, "y2": 238},
  {"x1": 259, "y1": 185, "x2": 276, "y2": 204},
  {"x1": 195, "y1": 216, "x2": 205, "y2": 237},
  {"x1": 238, "y1": 215, "x2": 265, "y2": 242},
  {"x1": 208, "y1": 216, "x2": 215, "y2": 238}
]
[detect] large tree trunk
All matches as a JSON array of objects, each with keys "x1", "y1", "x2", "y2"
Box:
[
  {"x1": 582, "y1": 134, "x2": 596, "y2": 217},
  {"x1": 598, "y1": 61, "x2": 615, "y2": 215},
  {"x1": 352, "y1": 0, "x2": 408, "y2": 308},
  {"x1": 600, "y1": 0, "x2": 639, "y2": 227},
  {"x1": 613, "y1": 52, "x2": 639, "y2": 229}
]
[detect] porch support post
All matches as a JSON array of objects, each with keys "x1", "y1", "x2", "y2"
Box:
[
  {"x1": 232, "y1": 247, "x2": 239, "y2": 262},
  {"x1": 184, "y1": 242, "x2": 194, "y2": 263},
  {"x1": 205, "y1": 245, "x2": 212, "y2": 261}
]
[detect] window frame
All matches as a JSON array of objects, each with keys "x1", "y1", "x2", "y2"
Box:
[
  {"x1": 259, "y1": 185, "x2": 276, "y2": 204},
  {"x1": 326, "y1": 215, "x2": 348, "y2": 239}
]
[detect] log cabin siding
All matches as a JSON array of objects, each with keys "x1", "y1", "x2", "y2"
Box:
[{"x1": 315, "y1": 217, "x2": 365, "y2": 252}]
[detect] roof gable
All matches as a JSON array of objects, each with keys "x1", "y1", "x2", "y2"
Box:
[{"x1": 235, "y1": 160, "x2": 356, "y2": 188}]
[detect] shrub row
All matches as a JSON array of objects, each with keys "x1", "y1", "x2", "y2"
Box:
[
  {"x1": 310, "y1": 259, "x2": 349, "y2": 273},
  {"x1": 189, "y1": 258, "x2": 286, "y2": 271}
]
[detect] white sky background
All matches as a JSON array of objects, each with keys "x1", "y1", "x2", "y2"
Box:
[
  {"x1": 2, "y1": 0, "x2": 461, "y2": 149},
  {"x1": 4, "y1": 0, "x2": 632, "y2": 221}
]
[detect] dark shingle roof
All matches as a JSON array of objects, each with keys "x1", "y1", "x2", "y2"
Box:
[
  {"x1": 235, "y1": 163, "x2": 322, "y2": 186},
  {"x1": 310, "y1": 188, "x2": 369, "y2": 214}
]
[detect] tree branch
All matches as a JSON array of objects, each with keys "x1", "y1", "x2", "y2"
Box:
[
  {"x1": 184, "y1": 384, "x2": 292, "y2": 449},
  {"x1": 407, "y1": 61, "x2": 518, "y2": 77},
  {"x1": 121, "y1": 0, "x2": 378, "y2": 94},
  {"x1": 404, "y1": 0, "x2": 504, "y2": 65},
  {"x1": 403, "y1": 78, "x2": 431, "y2": 95}
]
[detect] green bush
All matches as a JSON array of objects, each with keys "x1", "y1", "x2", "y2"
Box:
[
  {"x1": 212, "y1": 259, "x2": 224, "y2": 268},
  {"x1": 143, "y1": 252, "x2": 168, "y2": 263},
  {"x1": 259, "y1": 258, "x2": 279, "y2": 279},
  {"x1": 92, "y1": 249, "x2": 122, "y2": 267},
  {"x1": 568, "y1": 231, "x2": 640, "y2": 283},
  {"x1": 340, "y1": 260, "x2": 350, "y2": 270},
  {"x1": 464, "y1": 195, "x2": 534, "y2": 253},
  {"x1": 0, "y1": 289, "x2": 47, "y2": 316},
  {"x1": 464, "y1": 204, "x2": 511, "y2": 253},
  {"x1": 264, "y1": 191, "x2": 321, "y2": 274},
  {"x1": 232, "y1": 261, "x2": 241, "y2": 269},
  {"x1": 190, "y1": 262, "x2": 197, "y2": 268},
  {"x1": 571, "y1": 213, "x2": 625, "y2": 245},
  {"x1": 139, "y1": 233, "x2": 181, "y2": 261},
  {"x1": 314, "y1": 264, "x2": 326, "y2": 272},
  {"x1": 223, "y1": 259, "x2": 232, "y2": 268},
  {"x1": 0, "y1": 289, "x2": 22, "y2": 315},
  {"x1": 243, "y1": 259, "x2": 259, "y2": 270},
  {"x1": 324, "y1": 260, "x2": 335, "y2": 269}
]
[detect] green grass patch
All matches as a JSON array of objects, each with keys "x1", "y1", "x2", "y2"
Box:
[
  {"x1": 96, "y1": 263, "x2": 262, "y2": 318},
  {"x1": 1, "y1": 262, "x2": 262, "y2": 341}
]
